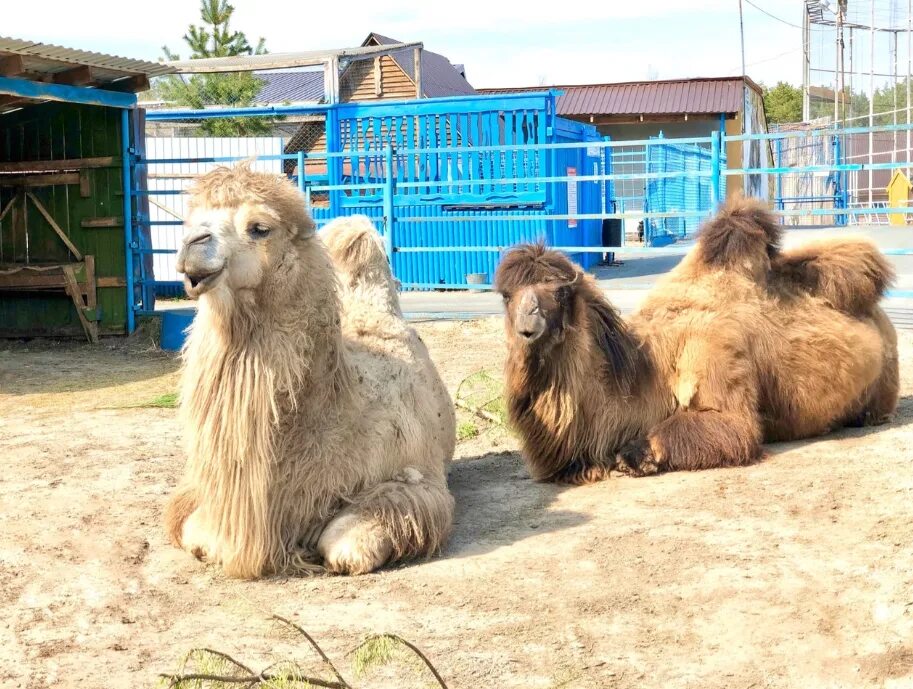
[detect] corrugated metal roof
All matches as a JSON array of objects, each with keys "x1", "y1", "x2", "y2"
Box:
[
  {"x1": 480, "y1": 77, "x2": 761, "y2": 116},
  {"x1": 367, "y1": 34, "x2": 475, "y2": 99},
  {"x1": 0, "y1": 36, "x2": 175, "y2": 85},
  {"x1": 254, "y1": 71, "x2": 324, "y2": 104}
]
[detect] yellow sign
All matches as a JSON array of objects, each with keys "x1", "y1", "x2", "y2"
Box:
[{"x1": 886, "y1": 170, "x2": 912, "y2": 226}]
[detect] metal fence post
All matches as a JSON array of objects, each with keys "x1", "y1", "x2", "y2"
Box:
[
  {"x1": 710, "y1": 130, "x2": 722, "y2": 210},
  {"x1": 297, "y1": 150, "x2": 306, "y2": 195},
  {"x1": 383, "y1": 143, "x2": 395, "y2": 266},
  {"x1": 775, "y1": 137, "x2": 784, "y2": 211},
  {"x1": 121, "y1": 108, "x2": 136, "y2": 334}
]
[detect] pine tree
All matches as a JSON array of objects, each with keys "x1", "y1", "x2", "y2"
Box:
[{"x1": 155, "y1": 0, "x2": 271, "y2": 136}]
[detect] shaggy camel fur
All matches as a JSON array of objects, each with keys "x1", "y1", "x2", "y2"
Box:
[
  {"x1": 495, "y1": 196, "x2": 898, "y2": 484},
  {"x1": 165, "y1": 165, "x2": 455, "y2": 578}
]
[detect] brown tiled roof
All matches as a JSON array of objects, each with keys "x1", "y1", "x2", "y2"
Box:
[
  {"x1": 366, "y1": 33, "x2": 475, "y2": 99},
  {"x1": 480, "y1": 76, "x2": 762, "y2": 116}
]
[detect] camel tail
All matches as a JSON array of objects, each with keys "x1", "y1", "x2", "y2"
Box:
[
  {"x1": 773, "y1": 238, "x2": 895, "y2": 315},
  {"x1": 695, "y1": 194, "x2": 782, "y2": 269}
]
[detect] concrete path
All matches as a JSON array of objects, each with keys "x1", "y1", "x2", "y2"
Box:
[{"x1": 400, "y1": 225, "x2": 913, "y2": 328}]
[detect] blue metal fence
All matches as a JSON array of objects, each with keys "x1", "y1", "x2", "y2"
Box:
[{"x1": 130, "y1": 101, "x2": 913, "y2": 317}]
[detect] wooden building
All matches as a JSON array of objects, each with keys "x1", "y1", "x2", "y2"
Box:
[{"x1": 0, "y1": 38, "x2": 171, "y2": 339}]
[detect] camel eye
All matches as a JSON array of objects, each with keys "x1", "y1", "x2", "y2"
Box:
[
  {"x1": 248, "y1": 223, "x2": 270, "y2": 238},
  {"x1": 502, "y1": 293, "x2": 512, "y2": 304}
]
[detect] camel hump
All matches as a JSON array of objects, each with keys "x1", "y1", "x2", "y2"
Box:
[
  {"x1": 773, "y1": 238, "x2": 895, "y2": 315},
  {"x1": 321, "y1": 215, "x2": 395, "y2": 289},
  {"x1": 695, "y1": 194, "x2": 782, "y2": 269}
]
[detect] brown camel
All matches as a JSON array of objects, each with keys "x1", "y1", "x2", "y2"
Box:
[{"x1": 495, "y1": 196, "x2": 899, "y2": 484}]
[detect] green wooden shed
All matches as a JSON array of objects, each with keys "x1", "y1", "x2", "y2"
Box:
[{"x1": 0, "y1": 38, "x2": 173, "y2": 340}]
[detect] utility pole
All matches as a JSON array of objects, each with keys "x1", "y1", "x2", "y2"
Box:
[
  {"x1": 739, "y1": 0, "x2": 747, "y2": 135},
  {"x1": 835, "y1": 1, "x2": 846, "y2": 125},
  {"x1": 870, "y1": 0, "x2": 875, "y2": 207},
  {"x1": 905, "y1": 0, "x2": 913, "y2": 177},
  {"x1": 803, "y1": 2, "x2": 811, "y2": 121}
]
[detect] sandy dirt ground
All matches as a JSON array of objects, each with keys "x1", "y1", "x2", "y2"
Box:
[{"x1": 2, "y1": 319, "x2": 913, "y2": 689}]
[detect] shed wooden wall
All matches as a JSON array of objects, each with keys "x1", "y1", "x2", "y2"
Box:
[
  {"x1": 340, "y1": 56, "x2": 416, "y2": 102},
  {"x1": 0, "y1": 101, "x2": 127, "y2": 336}
]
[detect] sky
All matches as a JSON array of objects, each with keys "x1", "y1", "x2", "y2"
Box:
[{"x1": 4, "y1": 0, "x2": 806, "y2": 88}]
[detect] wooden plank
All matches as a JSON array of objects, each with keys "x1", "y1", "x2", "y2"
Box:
[
  {"x1": 54, "y1": 66, "x2": 94, "y2": 86},
  {"x1": 106, "y1": 74, "x2": 150, "y2": 93},
  {"x1": 79, "y1": 170, "x2": 90, "y2": 197},
  {"x1": 414, "y1": 48, "x2": 422, "y2": 99},
  {"x1": 0, "y1": 196, "x2": 14, "y2": 223},
  {"x1": 0, "y1": 156, "x2": 118, "y2": 173},
  {"x1": 84, "y1": 255, "x2": 97, "y2": 310},
  {"x1": 0, "y1": 75, "x2": 137, "y2": 109},
  {"x1": 61, "y1": 264, "x2": 98, "y2": 343},
  {"x1": 0, "y1": 172, "x2": 80, "y2": 188},
  {"x1": 0, "y1": 55, "x2": 24, "y2": 77},
  {"x1": 26, "y1": 191, "x2": 83, "y2": 261},
  {"x1": 80, "y1": 216, "x2": 122, "y2": 228},
  {"x1": 97, "y1": 276, "x2": 126, "y2": 288},
  {"x1": 373, "y1": 57, "x2": 382, "y2": 97}
]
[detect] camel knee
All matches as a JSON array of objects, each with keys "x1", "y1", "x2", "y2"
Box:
[
  {"x1": 319, "y1": 476, "x2": 454, "y2": 575},
  {"x1": 318, "y1": 513, "x2": 393, "y2": 575},
  {"x1": 648, "y1": 410, "x2": 761, "y2": 472}
]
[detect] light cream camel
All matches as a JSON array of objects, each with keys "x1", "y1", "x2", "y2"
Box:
[{"x1": 165, "y1": 164, "x2": 455, "y2": 578}]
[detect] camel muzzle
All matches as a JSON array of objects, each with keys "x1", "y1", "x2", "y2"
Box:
[{"x1": 177, "y1": 230, "x2": 225, "y2": 298}]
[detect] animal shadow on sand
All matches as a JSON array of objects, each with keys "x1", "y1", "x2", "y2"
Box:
[
  {"x1": 442, "y1": 451, "x2": 588, "y2": 560},
  {"x1": 757, "y1": 394, "x2": 913, "y2": 460}
]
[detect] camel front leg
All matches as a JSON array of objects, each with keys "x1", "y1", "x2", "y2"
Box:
[
  {"x1": 617, "y1": 333, "x2": 763, "y2": 475},
  {"x1": 617, "y1": 409, "x2": 762, "y2": 475},
  {"x1": 317, "y1": 469, "x2": 454, "y2": 575}
]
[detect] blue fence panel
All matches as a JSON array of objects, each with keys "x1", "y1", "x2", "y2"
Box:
[{"x1": 644, "y1": 136, "x2": 722, "y2": 246}]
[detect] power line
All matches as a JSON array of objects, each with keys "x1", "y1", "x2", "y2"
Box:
[{"x1": 743, "y1": 0, "x2": 831, "y2": 31}]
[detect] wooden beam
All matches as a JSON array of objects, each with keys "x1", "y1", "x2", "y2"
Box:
[
  {"x1": 61, "y1": 264, "x2": 98, "y2": 343},
  {"x1": 106, "y1": 74, "x2": 150, "y2": 93},
  {"x1": 53, "y1": 66, "x2": 94, "y2": 86},
  {"x1": 0, "y1": 75, "x2": 137, "y2": 109},
  {"x1": 0, "y1": 55, "x2": 24, "y2": 77},
  {"x1": 80, "y1": 216, "x2": 122, "y2": 228},
  {"x1": 0, "y1": 172, "x2": 80, "y2": 188},
  {"x1": 0, "y1": 196, "x2": 15, "y2": 223},
  {"x1": 373, "y1": 57, "x2": 382, "y2": 97},
  {"x1": 84, "y1": 255, "x2": 97, "y2": 311},
  {"x1": 26, "y1": 192, "x2": 83, "y2": 261},
  {"x1": 0, "y1": 157, "x2": 117, "y2": 173},
  {"x1": 97, "y1": 276, "x2": 126, "y2": 288}
]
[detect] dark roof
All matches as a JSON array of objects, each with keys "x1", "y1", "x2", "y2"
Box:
[
  {"x1": 254, "y1": 71, "x2": 324, "y2": 104},
  {"x1": 366, "y1": 33, "x2": 475, "y2": 99},
  {"x1": 480, "y1": 76, "x2": 763, "y2": 117}
]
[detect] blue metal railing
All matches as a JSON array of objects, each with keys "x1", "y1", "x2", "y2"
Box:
[{"x1": 133, "y1": 117, "x2": 913, "y2": 305}]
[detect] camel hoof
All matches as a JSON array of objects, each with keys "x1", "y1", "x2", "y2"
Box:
[
  {"x1": 615, "y1": 440, "x2": 661, "y2": 477},
  {"x1": 318, "y1": 514, "x2": 393, "y2": 575}
]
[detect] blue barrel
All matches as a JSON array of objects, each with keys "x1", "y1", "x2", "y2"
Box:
[{"x1": 160, "y1": 308, "x2": 196, "y2": 352}]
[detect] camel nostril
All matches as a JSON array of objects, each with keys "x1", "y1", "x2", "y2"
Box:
[
  {"x1": 187, "y1": 231, "x2": 212, "y2": 247},
  {"x1": 519, "y1": 329, "x2": 539, "y2": 341}
]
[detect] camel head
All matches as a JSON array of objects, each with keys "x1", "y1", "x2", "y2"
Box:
[
  {"x1": 176, "y1": 164, "x2": 316, "y2": 301},
  {"x1": 494, "y1": 242, "x2": 583, "y2": 352}
]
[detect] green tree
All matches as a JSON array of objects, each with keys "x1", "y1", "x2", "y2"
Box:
[
  {"x1": 155, "y1": 0, "x2": 271, "y2": 136},
  {"x1": 762, "y1": 81, "x2": 803, "y2": 124}
]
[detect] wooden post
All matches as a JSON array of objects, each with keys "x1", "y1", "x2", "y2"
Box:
[
  {"x1": 26, "y1": 191, "x2": 83, "y2": 260},
  {"x1": 374, "y1": 56, "x2": 382, "y2": 97},
  {"x1": 414, "y1": 47, "x2": 422, "y2": 99}
]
